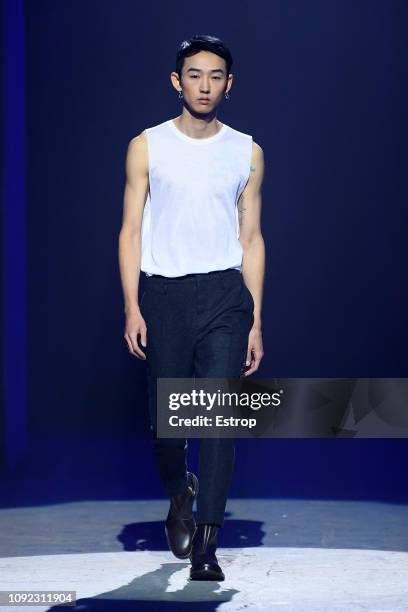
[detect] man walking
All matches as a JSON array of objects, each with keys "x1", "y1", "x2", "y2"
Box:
[{"x1": 118, "y1": 34, "x2": 265, "y2": 581}]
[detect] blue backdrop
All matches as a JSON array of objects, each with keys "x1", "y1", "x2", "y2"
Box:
[{"x1": 1, "y1": 0, "x2": 407, "y2": 505}]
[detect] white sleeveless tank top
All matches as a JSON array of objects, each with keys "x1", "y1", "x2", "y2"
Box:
[{"x1": 140, "y1": 118, "x2": 253, "y2": 277}]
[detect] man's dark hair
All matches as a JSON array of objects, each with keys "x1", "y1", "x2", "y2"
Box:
[{"x1": 176, "y1": 34, "x2": 233, "y2": 83}]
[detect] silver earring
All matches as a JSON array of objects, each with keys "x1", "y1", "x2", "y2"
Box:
[
  {"x1": 178, "y1": 91, "x2": 183, "y2": 99},
  {"x1": 225, "y1": 92, "x2": 230, "y2": 100}
]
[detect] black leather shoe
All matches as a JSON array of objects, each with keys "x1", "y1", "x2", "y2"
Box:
[
  {"x1": 165, "y1": 471, "x2": 198, "y2": 559},
  {"x1": 189, "y1": 524, "x2": 225, "y2": 581}
]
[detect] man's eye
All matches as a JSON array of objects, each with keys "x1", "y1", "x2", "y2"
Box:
[{"x1": 189, "y1": 75, "x2": 222, "y2": 79}]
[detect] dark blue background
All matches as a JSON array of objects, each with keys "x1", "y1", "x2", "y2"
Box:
[{"x1": 1, "y1": 0, "x2": 407, "y2": 506}]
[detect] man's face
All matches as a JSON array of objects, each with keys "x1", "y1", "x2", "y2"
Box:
[{"x1": 177, "y1": 51, "x2": 232, "y2": 112}]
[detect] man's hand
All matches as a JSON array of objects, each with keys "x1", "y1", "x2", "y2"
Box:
[
  {"x1": 124, "y1": 309, "x2": 147, "y2": 359},
  {"x1": 242, "y1": 325, "x2": 264, "y2": 376}
]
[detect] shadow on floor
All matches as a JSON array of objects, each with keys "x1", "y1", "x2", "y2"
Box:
[
  {"x1": 47, "y1": 562, "x2": 239, "y2": 611},
  {"x1": 117, "y1": 514, "x2": 265, "y2": 551}
]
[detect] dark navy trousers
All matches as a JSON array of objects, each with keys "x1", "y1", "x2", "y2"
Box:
[{"x1": 140, "y1": 268, "x2": 254, "y2": 527}]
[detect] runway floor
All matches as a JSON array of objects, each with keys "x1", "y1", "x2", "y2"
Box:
[{"x1": 0, "y1": 497, "x2": 407, "y2": 611}]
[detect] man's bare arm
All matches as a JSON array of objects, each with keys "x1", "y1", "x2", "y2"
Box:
[
  {"x1": 237, "y1": 141, "x2": 265, "y2": 376},
  {"x1": 238, "y1": 141, "x2": 265, "y2": 330},
  {"x1": 118, "y1": 130, "x2": 149, "y2": 358}
]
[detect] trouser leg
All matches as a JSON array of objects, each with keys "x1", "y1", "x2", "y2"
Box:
[
  {"x1": 193, "y1": 270, "x2": 254, "y2": 527},
  {"x1": 141, "y1": 278, "x2": 195, "y2": 497}
]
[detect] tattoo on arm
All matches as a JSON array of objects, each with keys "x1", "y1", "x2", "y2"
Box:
[
  {"x1": 237, "y1": 193, "x2": 247, "y2": 228},
  {"x1": 237, "y1": 164, "x2": 255, "y2": 227}
]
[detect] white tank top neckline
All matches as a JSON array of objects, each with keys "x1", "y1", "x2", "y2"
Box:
[{"x1": 167, "y1": 118, "x2": 228, "y2": 145}]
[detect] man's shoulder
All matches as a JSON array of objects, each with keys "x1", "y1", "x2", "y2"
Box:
[
  {"x1": 126, "y1": 130, "x2": 149, "y2": 169},
  {"x1": 128, "y1": 130, "x2": 148, "y2": 155},
  {"x1": 252, "y1": 141, "x2": 263, "y2": 156},
  {"x1": 225, "y1": 124, "x2": 264, "y2": 160},
  {"x1": 130, "y1": 129, "x2": 147, "y2": 143},
  {"x1": 130, "y1": 119, "x2": 169, "y2": 144},
  {"x1": 226, "y1": 123, "x2": 252, "y2": 141},
  {"x1": 226, "y1": 124, "x2": 263, "y2": 153}
]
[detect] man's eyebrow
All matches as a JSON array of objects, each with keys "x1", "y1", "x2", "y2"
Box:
[{"x1": 186, "y1": 67, "x2": 225, "y2": 74}]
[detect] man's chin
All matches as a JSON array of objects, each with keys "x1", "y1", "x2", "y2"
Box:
[{"x1": 193, "y1": 105, "x2": 215, "y2": 115}]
